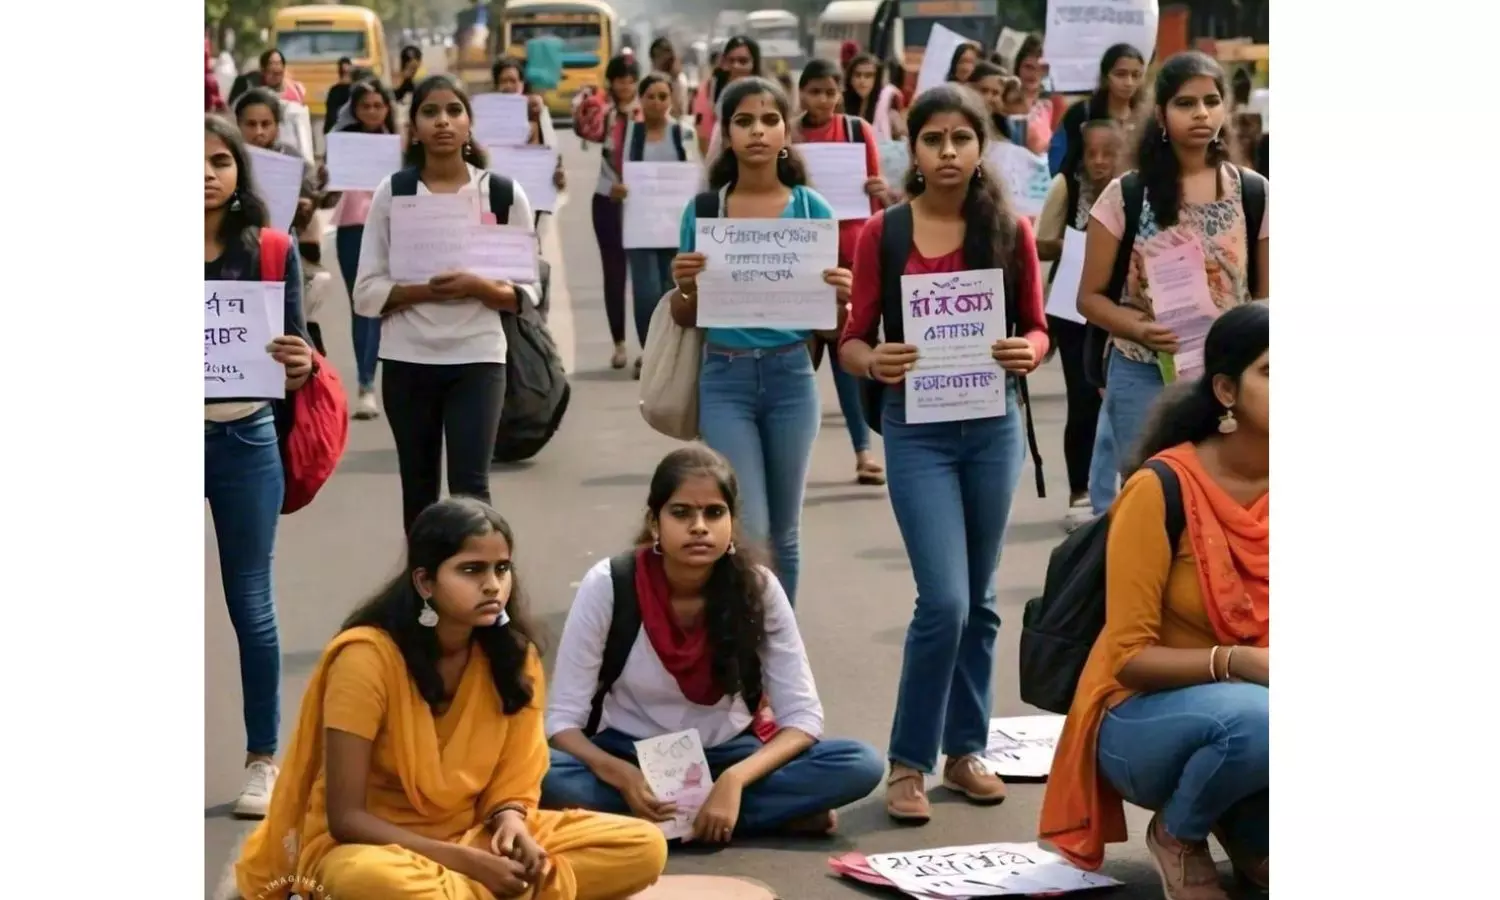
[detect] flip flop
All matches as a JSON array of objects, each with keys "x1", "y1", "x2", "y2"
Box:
[{"x1": 856, "y1": 461, "x2": 886, "y2": 486}]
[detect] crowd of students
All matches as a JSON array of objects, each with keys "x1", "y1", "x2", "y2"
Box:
[{"x1": 207, "y1": 30, "x2": 1270, "y2": 900}]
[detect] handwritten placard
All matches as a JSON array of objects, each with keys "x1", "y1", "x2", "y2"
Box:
[
  {"x1": 695, "y1": 218, "x2": 839, "y2": 329},
  {"x1": 205, "y1": 281, "x2": 285, "y2": 400},
  {"x1": 465, "y1": 226, "x2": 540, "y2": 284},
  {"x1": 490, "y1": 145, "x2": 559, "y2": 213},
  {"x1": 987, "y1": 142, "x2": 1052, "y2": 218},
  {"x1": 325, "y1": 132, "x2": 402, "y2": 191},
  {"x1": 979, "y1": 716, "x2": 1064, "y2": 780},
  {"x1": 634, "y1": 729, "x2": 714, "y2": 841},
  {"x1": 1045, "y1": 0, "x2": 1160, "y2": 93},
  {"x1": 1045, "y1": 227, "x2": 1089, "y2": 325},
  {"x1": 1143, "y1": 235, "x2": 1217, "y2": 380},
  {"x1": 866, "y1": 842, "x2": 1122, "y2": 896},
  {"x1": 622, "y1": 161, "x2": 702, "y2": 249},
  {"x1": 389, "y1": 194, "x2": 481, "y2": 283},
  {"x1": 247, "y1": 146, "x2": 304, "y2": 232},
  {"x1": 877, "y1": 138, "x2": 911, "y2": 186},
  {"x1": 471, "y1": 93, "x2": 532, "y2": 149},
  {"x1": 799, "y1": 143, "x2": 871, "y2": 221},
  {"x1": 902, "y1": 269, "x2": 1008, "y2": 424}
]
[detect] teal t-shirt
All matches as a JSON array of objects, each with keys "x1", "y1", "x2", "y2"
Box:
[{"x1": 677, "y1": 184, "x2": 836, "y2": 349}]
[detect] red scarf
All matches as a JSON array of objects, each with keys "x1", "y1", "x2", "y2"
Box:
[{"x1": 635, "y1": 548, "x2": 723, "y2": 706}]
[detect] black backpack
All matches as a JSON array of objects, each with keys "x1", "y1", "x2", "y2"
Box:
[
  {"x1": 1018, "y1": 460, "x2": 1185, "y2": 714},
  {"x1": 1082, "y1": 167, "x2": 1267, "y2": 389},
  {"x1": 626, "y1": 121, "x2": 689, "y2": 161},
  {"x1": 492, "y1": 288, "x2": 571, "y2": 462},
  {"x1": 857, "y1": 203, "x2": 1047, "y2": 498},
  {"x1": 586, "y1": 553, "x2": 763, "y2": 736},
  {"x1": 389, "y1": 166, "x2": 514, "y2": 222}
]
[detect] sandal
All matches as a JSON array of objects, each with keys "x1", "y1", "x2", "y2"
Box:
[
  {"x1": 885, "y1": 769, "x2": 930, "y2": 825},
  {"x1": 856, "y1": 460, "x2": 886, "y2": 486}
]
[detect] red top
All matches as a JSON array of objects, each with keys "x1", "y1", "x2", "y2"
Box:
[
  {"x1": 798, "y1": 115, "x2": 883, "y2": 267},
  {"x1": 840, "y1": 208, "x2": 1050, "y2": 361}
]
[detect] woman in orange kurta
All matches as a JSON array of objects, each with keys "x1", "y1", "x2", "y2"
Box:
[
  {"x1": 234, "y1": 497, "x2": 668, "y2": 900},
  {"x1": 1039, "y1": 303, "x2": 1269, "y2": 900}
]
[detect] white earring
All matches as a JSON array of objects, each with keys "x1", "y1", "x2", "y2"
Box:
[
  {"x1": 418, "y1": 601, "x2": 439, "y2": 627},
  {"x1": 497, "y1": 609, "x2": 511, "y2": 627},
  {"x1": 1218, "y1": 407, "x2": 1238, "y2": 434}
]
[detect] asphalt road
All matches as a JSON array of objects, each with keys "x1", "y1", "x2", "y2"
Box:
[{"x1": 204, "y1": 136, "x2": 1235, "y2": 899}]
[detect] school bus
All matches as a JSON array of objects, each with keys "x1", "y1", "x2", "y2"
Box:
[
  {"x1": 501, "y1": 0, "x2": 619, "y2": 119},
  {"x1": 897, "y1": 0, "x2": 1002, "y2": 94},
  {"x1": 272, "y1": 5, "x2": 389, "y2": 116}
]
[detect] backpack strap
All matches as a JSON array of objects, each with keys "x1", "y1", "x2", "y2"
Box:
[
  {"x1": 257, "y1": 228, "x2": 290, "y2": 283},
  {"x1": 1142, "y1": 459, "x2": 1187, "y2": 552},
  {"x1": 1104, "y1": 171, "x2": 1143, "y2": 303},
  {"x1": 628, "y1": 120, "x2": 648, "y2": 162},
  {"x1": 1238, "y1": 166, "x2": 1267, "y2": 297},
  {"x1": 486, "y1": 172, "x2": 513, "y2": 225},
  {"x1": 693, "y1": 190, "x2": 721, "y2": 219},
  {"x1": 670, "y1": 123, "x2": 686, "y2": 160},
  {"x1": 861, "y1": 204, "x2": 915, "y2": 436},
  {"x1": 843, "y1": 114, "x2": 865, "y2": 143},
  {"x1": 586, "y1": 553, "x2": 644, "y2": 737},
  {"x1": 389, "y1": 166, "x2": 421, "y2": 197}
]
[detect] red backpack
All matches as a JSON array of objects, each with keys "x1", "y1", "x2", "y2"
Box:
[{"x1": 258, "y1": 230, "x2": 349, "y2": 514}]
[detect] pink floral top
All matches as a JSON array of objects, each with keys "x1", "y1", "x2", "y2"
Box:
[{"x1": 1090, "y1": 165, "x2": 1270, "y2": 363}]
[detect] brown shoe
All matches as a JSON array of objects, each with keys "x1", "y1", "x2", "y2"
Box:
[
  {"x1": 885, "y1": 768, "x2": 930, "y2": 824},
  {"x1": 941, "y1": 755, "x2": 1007, "y2": 804},
  {"x1": 1145, "y1": 814, "x2": 1230, "y2": 900},
  {"x1": 1210, "y1": 827, "x2": 1267, "y2": 892}
]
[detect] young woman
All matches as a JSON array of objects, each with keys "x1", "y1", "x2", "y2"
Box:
[
  {"x1": 332, "y1": 78, "x2": 398, "y2": 420},
  {"x1": 235, "y1": 88, "x2": 331, "y2": 353},
  {"x1": 702, "y1": 36, "x2": 763, "y2": 159},
  {"x1": 1040, "y1": 303, "x2": 1269, "y2": 899},
  {"x1": 593, "y1": 53, "x2": 642, "y2": 370},
  {"x1": 1035, "y1": 119, "x2": 1126, "y2": 528},
  {"x1": 944, "y1": 42, "x2": 981, "y2": 84},
  {"x1": 964, "y1": 61, "x2": 1024, "y2": 144},
  {"x1": 648, "y1": 37, "x2": 690, "y2": 118},
  {"x1": 615, "y1": 72, "x2": 700, "y2": 377},
  {"x1": 797, "y1": 59, "x2": 889, "y2": 486},
  {"x1": 353, "y1": 75, "x2": 541, "y2": 534},
  {"x1": 204, "y1": 115, "x2": 316, "y2": 818},
  {"x1": 233, "y1": 497, "x2": 668, "y2": 900},
  {"x1": 1077, "y1": 52, "x2": 1270, "y2": 475},
  {"x1": 257, "y1": 48, "x2": 307, "y2": 106},
  {"x1": 838, "y1": 84, "x2": 1048, "y2": 824},
  {"x1": 1010, "y1": 35, "x2": 1068, "y2": 154},
  {"x1": 541, "y1": 446, "x2": 884, "y2": 840},
  {"x1": 843, "y1": 52, "x2": 906, "y2": 141},
  {"x1": 1051, "y1": 43, "x2": 1147, "y2": 176},
  {"x1": 668, "y1": 77, "x2": 851, "y2": 607},
  {"x1": 492, "y1": 55, "x2": 568, "y2": 214}
]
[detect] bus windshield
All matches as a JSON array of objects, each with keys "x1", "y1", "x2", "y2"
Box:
[
  {"x1": 901, "y1": 16, "x2": 993, "y2": 49},
  {"x1": 509, "y1": 21, "x2": 602, "y2": 55},
  {"x1": 278, "y1": 30, "x2": 368, "y2": 61}
]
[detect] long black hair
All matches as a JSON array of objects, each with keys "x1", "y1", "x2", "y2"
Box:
[
  {"x1": 339, "y1": 78, "x2": 397, "y2": 133},
  {"x1": 1126, "y1": 303, "x2": 1269, "y2": 472},
  {"x1": 403, "y1": 74, "x2": 490, "y2": 169},
  {"x1": 902, "y1": 84, "x2": 1018, "y2": 272},
  {"x1": 1137, "y1": 51, "x2": 1234, "y2": 229},
  {"x1": 341, "y1": 497, "x2": 544, "y2": 715},
  {"x1": 944, "y1": 41, "x2": 979, "y2": 82},
  {"x1": 605, "y1": 52, "x2": 641, "y2": 105},
  {"x1": 842, "y1": 52, "x2": 884, "y2": 123},
  {"x1": 205, "y1": 114, "x2": 270, "y2": 252},
  {"x1": 706, "y1": 76, "x2": 808, "y2": 191},
  {"x1": 711, "y1": 35, "x2": 762, "y2": 105},
  {"x1": 1060, "y1": 43, "x2": 1148, "y2": 181},
  {"x1": 633, "y1": 446, "x2": 769, "y2": 703}
]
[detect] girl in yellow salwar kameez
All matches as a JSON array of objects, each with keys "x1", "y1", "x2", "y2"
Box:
[{"x1": 235, "y1": 498, "x2": 668, "y2": 900}]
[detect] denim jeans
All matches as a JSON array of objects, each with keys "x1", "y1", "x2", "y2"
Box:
[
  {"x1": 336, "y1": 225, "x2": 381, "y2": 391},
  {"x1": 627, "y1": 248, "x2": 675, "y2": 350},
  {"x1": 540, "y1": 729, "x2": 885, "y2": 835},
  {"x1": 828, "y1": 354, "x2": 872, "y2": 454},
  {"x1": 204, "y1": 407, "x2": 283, "y2": 756},
  {"x1": 881, "y1": 385, "x2": 1025, "y2": 772},
  {"x1": 1097, "y1": 683, "x2": 1269, "y2": 856},
  {"x1": 1101, "y1": 348, "x2": 1165, "y2": 476},
  {"x1": 1088, "y1": 406, "x2": 1119, "y2": 515},
  {"x1": 697, "y1": 343, "x2": 820, "y2": 605}
]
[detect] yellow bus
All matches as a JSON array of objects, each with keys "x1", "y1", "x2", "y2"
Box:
[
  {"x1": 501, "y1": 0, "x2": 618, "y2": 119},
  {"x1": 272, "y1": 5, "x2": 389, "y2": 116}
]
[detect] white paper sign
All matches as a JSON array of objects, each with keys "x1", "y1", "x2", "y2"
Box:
[
  {"x1": 247, "y1": 146, "x2": 305, "y2": 233},
  {"x1": 325, "y1": 132, "x2": 402, "y2": 191},
  {"x1": 1044, "y1": 0, "x2": 1160, "y2": 93},
  {"x1": 471, "y1": 93, "x2": 532, "y2": 149},
  {"x1": 1045, "y1": 228, "x2": 1089, "y2": 325},
  {"x1": 279, "y1": 102, "x2": 315, "y2": 164},
  {"x1": 866, "y1": 842, "x2": 1122, "y2": 898},
  {"x1": 695, "y1": 218, "x2": 839, "y2": 329},
  {"x1": 634, "y1": 730, "x2": 714, "y2": 841},
  {"x1": 622, "y1": 161, "x2": 702, "y2": 249},
  {"x1": 490, "y1": 145, "x2": 559, "y2": 213},
  {"x1": 902, "y1": 269, "x2": 1008, "y2": 424},
  {"x1": 917, "y1": 24, "x2": 969, "y2": 98},
  {"x1": 799, "y1": 143, "x2": 871, "y2": 221},
  {"x1": 987, "y1": 143, "x2": 1052, "y2": 218},
  {"x1": 877, "y1": 138, "x2": 911, "y2": 186},
  {"x1": 205, "y1": 281, "x2": 286, "y2": 400},
  {"x1": 389, "y1": 194, "x2": 481, "y2": 283},
  {"x1": 464, "y1": 226, "x2": 540, "y2": 284},
  {"x1": 979, "y1": 716, "x2": 1065, "y2": 779}
]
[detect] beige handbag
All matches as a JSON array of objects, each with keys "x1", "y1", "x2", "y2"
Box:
[{"x1": 638, "y1": 291, "x2": 703, "y2": 440}]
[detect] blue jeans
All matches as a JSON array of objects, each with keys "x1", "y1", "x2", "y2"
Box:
[
  {"x1": 697, "y1": 343, "x2": 820, "y2": 605},
  {"x1": 1098, "y1": 683, "x2": 1269, "y2": 856},
  {"x1": 627, "y1": 248, "x2": 675, "y2": 350},
  {"x1": 1088, "y1": 405, "x2": 1119, "y2": 515},
  {"x1": 541, "y1": 729, "x2": 885, "y2": 835},
  {"x1": 1101, "y1": 348, "x2": 1164, "y2": 475},
  {"x1": 881, "y1": 385, "x2": 1025, "y2": 772},
  {"x1": 336, "y1": 225, "x2": 381, "y2": 391},
  {"x1": 204, "y1": 408, "x2": 284, "y2": 756},
  {"x1": 828, "y1": 355, "x2": 872, "y2": 454}
]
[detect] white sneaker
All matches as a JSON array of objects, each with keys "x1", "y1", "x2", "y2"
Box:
[
  {"x1": 353, "y1": 389, "x2": 380, "y2": 420},
  {"x1": 1063, "y1": 499, "x2": 1094, "y2": 533},
  {"x1": 233, "y1": 759, "x2": 279, "y2": 819}
]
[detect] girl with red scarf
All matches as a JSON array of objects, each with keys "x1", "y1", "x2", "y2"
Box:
[{"x1": 540, "y1": 446, "x2": 883, "y2": 843}]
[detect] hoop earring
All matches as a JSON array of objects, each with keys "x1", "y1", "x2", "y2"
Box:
[
  {"x1": 1160, "y1": 127, "x2": 1169, "y2": 143},
  {"x1": 651, "y1": 538, "x2": 663, "y2": 555},
  {"x1": 229, "y1": 192, "x2": 242, "y2": 213},
  {"x1": 417, "y1": 599, "x2": 439, "y2": 627},
  {"x1": 1218, "y1": 408, "x2": 1239, "y2": 434},
  {"x1": 777, "y1": 147, "x2": 789, "y2": 159}
]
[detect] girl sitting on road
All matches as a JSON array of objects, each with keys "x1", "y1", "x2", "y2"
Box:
[
  {"x1": 541, "y1": 446, "x2": 884, "y2": 844},
  {"x1": 1040, "y1": 303, "x2": 1270, "y2": 899},
  {"x1": 353, "y1": 75, "x2": 541, "y2": 536},
  {"x1": 233, "y1": 497, "x2": 667, "y2": 900},
  {"x1": 669, "y1": 76, "x2": 852, "y2": 608}
]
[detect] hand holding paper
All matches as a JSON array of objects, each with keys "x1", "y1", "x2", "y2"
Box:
[
  {"x1": 687, "y1": 775, "x2": 743, "y2": 844},
  {"x1": 990, "y1": 337, "x2": 1036, "y2": 374}
]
